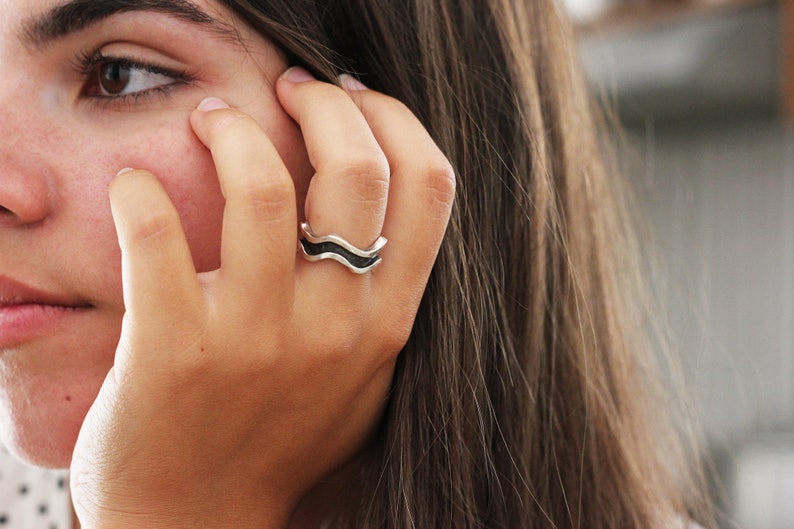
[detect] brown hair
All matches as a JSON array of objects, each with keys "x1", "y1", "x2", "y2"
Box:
[{"x1": 221, "y1": 0, "x2": 712, "y2": 527}]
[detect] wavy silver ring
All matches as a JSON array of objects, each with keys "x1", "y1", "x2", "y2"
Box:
[{"x1": 299, "y1": 222, "x2": 387, "y2": 274}]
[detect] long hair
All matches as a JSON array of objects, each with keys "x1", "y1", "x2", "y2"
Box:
[{"x1": 220, "y1": 0, "x2": 712, "y2": 527}]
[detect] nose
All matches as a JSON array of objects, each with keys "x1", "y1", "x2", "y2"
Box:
[
  {"x1": 0, "y1": 171, "x2": 52, "y2": 226},
  {"x1": 0, "y1": 110, "x2": 55, "y2": 227}
]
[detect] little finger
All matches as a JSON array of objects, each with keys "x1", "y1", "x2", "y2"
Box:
[{"x1": 341, "y1": 79, "x2": 456, "y2": 311}]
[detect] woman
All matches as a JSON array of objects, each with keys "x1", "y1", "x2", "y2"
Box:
[{"x1": 0, "y1": 0, "x2": 711, "y2": 527}]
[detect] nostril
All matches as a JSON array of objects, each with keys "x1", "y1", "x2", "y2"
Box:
[
  {"x1": 0, "y1": 181, "x2": 53, "y2": 223},
  {"x1": 0, "y1": 177, "x2": 53, "y2": 224}
]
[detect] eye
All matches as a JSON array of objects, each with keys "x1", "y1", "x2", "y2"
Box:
[
  {"x1": 77, "y1": 52, "x2": 193, "y2": 102},
  {"x1": 89, "y1": 60, "x2": 178, "y2": 97},
  {"x1": 99, "y1": 62, "x2": 131, "y2": 94},
  {"x1": 97, "y1": 62, "x2": 177, "y2": 96}
]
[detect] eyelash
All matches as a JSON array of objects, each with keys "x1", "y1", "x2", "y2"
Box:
[{"x1": 74, "y1": 49, "x2": 196, "y2": 108}]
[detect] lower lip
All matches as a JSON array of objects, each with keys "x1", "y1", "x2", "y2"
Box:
[{"x1": 0, "y1": 304, "x2": 91, "y2": 348}]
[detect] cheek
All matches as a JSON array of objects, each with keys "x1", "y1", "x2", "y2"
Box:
[
  {"x1": 60, "y1": 105, "x2": 310, "y2": 277},
  {"x1": 67, "y1": 121, "x2": 227, "y2": 274},
  {"x1": 134, "y1": 129, "x2": 226, "y2": 274}
]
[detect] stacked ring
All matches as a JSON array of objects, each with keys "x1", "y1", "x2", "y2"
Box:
[{"x1": 299, "y1": 222, "x2": 387, "y2": 274}]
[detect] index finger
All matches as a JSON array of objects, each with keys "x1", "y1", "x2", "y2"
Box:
[{"x1": 109, "y1": 169, "x2": 205, "y2": 347}]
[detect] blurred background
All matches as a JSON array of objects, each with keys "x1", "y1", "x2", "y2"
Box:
[{"x1": 565, "y1": 0, "x2": 794, "y2": 526}]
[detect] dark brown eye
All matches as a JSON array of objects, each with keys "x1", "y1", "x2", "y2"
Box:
[
  {"x1": 80, "y1": 55, "x2": 189, "y2": 101},
  {"x1": 99, "y1": 62, "x2": 131, "y2": 95}
]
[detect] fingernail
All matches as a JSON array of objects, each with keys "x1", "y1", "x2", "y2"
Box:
[
  {"x1": 281, "y1": 66, "x2": 315, "y2": 84},
  {"x1": 197, "y1": 97, "x2": 230, "y2": 112},
  {"x1": 117, "y1": 167, "x2": 135, "y2": 176},
  {"x1": 339, "y1": 74, "x2": 368, "y2": 91}
]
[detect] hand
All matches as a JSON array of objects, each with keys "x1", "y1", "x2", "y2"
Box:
[{"x1": 69, "y1": 68, "x2": 455, "y2": 529}]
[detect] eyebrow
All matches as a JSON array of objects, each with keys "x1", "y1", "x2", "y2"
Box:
[{"x1": 22, "y1": 0, "x2": 231, "y2": 48}]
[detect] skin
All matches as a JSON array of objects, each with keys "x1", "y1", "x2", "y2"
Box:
[
  {"x1": 0, "y1": 0, "x2": 455, "y2": 527},
  {"x1": 0, "y1": 0, "x2": 302, "y2": 467}
]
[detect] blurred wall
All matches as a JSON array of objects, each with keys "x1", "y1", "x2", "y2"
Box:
[
  {"x1": 624, "y1": 118, "x2": 793, "y2": 440},
  {"x1": 573, "y1": 3, "x2": 794, "y2": 525}
]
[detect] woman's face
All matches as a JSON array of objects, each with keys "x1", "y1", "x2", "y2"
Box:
[{"x1": 0, "y1": 0, "x2": 311, "y2": 467}]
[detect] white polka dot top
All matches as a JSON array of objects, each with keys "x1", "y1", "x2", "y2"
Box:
[{"x1": 0, "y1": 447, "x2": 72, "y2": 529}]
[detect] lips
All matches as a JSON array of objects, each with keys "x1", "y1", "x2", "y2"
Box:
[
  {"x1": 0, "y1": 275, "x2": 87, "y2": 308},
  {"x1": 0, "y1": 275, "x2": 92, "y2": 348}
]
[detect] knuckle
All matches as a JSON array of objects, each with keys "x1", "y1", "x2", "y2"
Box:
[
  {"x1": 380, "y1": 315, "x2": 414, "y2": 356},
  {"x1": 310, "y1": 330, "x2": 357, "y2": 364},
  {"x1": 366, "y1": 303, "x2": 416, "y2": 362},
  {"x1": 129, "y1": 208, "x2": 181, "y2": 245},
  {"x1": 341, "y1": 156, "x2": 390, "y2": 204},
  {"x1": 241, "y1": 175, "x2": 295, "y2": 221},
  {"x1": 302, "y1": 309, "x2": 362, "y2": 359},
  {"x1": 422, "y1": 158, "x2": 457, "y2": 211}
]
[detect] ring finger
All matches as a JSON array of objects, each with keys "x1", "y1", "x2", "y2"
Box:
[{"x1": 276, "y1": 67, "x2": 390, "y2": 278}]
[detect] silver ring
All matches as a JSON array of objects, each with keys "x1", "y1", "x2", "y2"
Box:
[{"x1": 299, "y1": 222, "x2": 387, "y2": 274}]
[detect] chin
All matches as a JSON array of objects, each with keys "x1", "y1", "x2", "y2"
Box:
[{"x1": 0, "y1": 377, "x2": 102, "y2": 469}]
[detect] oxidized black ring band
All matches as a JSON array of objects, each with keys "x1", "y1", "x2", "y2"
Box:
[{"x1": 298, "y1": 222, "x2": 387, "y2": 274}]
